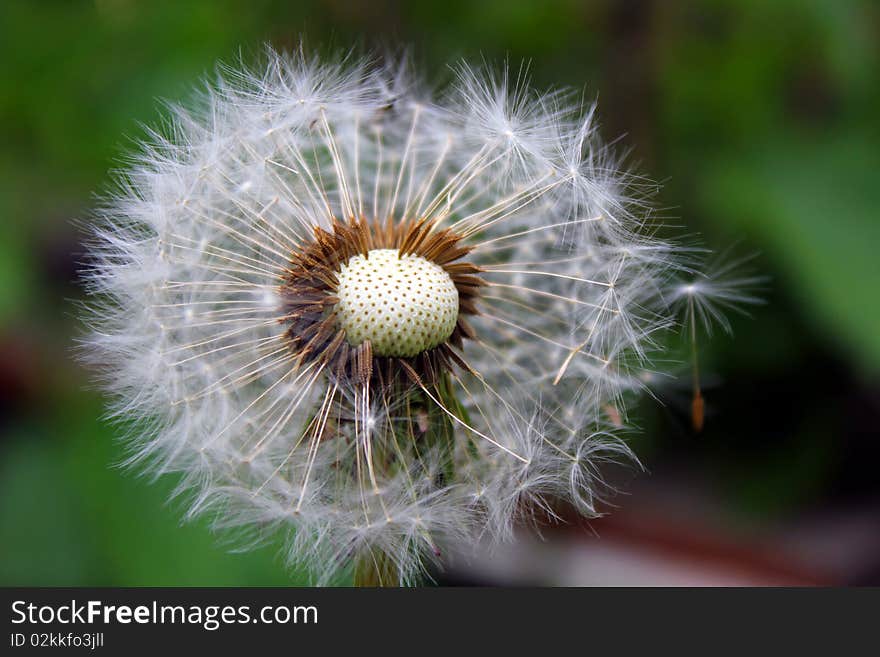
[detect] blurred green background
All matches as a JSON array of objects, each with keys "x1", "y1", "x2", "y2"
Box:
[{"x1": 1, "y1": 0, "x2": 878, "y2": 585}]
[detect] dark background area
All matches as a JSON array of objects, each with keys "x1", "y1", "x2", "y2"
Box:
[{"x1": 1, "y1": 0, "x2": 878, "y2": 585}]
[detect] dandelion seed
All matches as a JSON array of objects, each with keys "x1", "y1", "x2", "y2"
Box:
[
  {"x1": 80, "y1": 46, "x2": 755, "y2": 585},
  {"x1": 668, "y1": 251, "x2": 766, "y2": 432}
]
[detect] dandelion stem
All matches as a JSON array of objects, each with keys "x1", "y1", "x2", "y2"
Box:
[
  {"x1": 689, "y1": 295, "x2": 704, "y2": 432},
  {"x1": 354, "y1": 551, "x2": 398, "y2": 587}
]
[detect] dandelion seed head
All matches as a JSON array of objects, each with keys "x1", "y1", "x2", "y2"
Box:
[{"x1": 79, "y1": 45, "x2": 756, "y2": 585}]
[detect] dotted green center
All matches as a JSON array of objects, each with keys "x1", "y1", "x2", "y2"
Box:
[{"x1": 335, "y1": 249, "x2": 459, "y2": 357}]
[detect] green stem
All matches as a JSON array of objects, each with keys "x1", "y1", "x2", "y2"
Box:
[{"x1": 354, "y1": 551, "x2": 398, "y2": 587}]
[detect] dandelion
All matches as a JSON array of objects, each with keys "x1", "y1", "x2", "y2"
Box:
[{"x1": 81, "y1": 47, "x2": 750, "y2": 585}]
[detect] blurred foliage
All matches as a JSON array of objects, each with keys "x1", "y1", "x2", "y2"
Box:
[
  {"x1": 655, "y1": 0, "x2": 880, "y2": 370},
  {"x1": 1, "y1": 393, "x2": 304, "y2": 585},
  {"x1": 1, "y1": 0, "x2": 877, "y2": 584}
]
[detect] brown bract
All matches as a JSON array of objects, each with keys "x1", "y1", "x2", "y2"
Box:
[{"x1": 278, "y1": 216, "x2": 485, "y2": 389}]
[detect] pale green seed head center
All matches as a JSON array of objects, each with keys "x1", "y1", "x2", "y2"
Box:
[{"x1": 335, "y1": 248, "x2": 459, "y2": 357}]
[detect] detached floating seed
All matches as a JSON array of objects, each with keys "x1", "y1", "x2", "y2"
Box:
[{"x1": 335, "y1": 248, "x2": 459, "y2": 357}]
